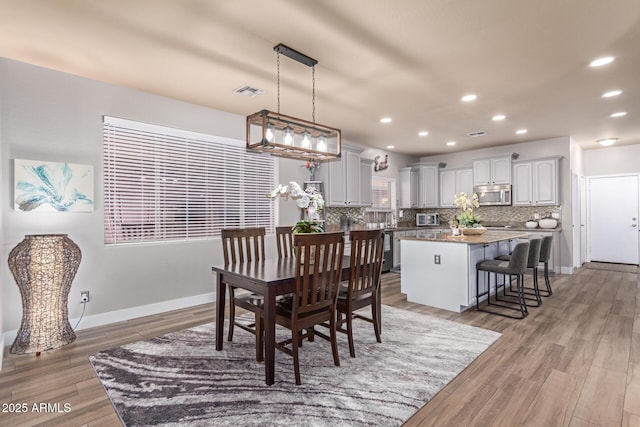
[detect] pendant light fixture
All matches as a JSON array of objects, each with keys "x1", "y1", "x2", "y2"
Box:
[{"x1": 246, "y1": 43, "x2": 341, "y2": 161}]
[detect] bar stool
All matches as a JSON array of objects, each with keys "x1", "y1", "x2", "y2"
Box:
[
  {"x1": 538, "y1": 235, "x2": 553, "y2": 296},
  {"x1": 476, "y1": 240, "x2": 530, "y2": 319},
  {"x1": 496, "y1": 237, "x2": 543, "y2": 307}
]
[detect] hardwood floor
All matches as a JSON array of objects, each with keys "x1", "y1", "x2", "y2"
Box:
[{"x1": 1, "y1": 264, "x2": 638, "y2": 426}]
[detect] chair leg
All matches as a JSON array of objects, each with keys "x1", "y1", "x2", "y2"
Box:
[
  {"x1": 517, "y1": 274, "x2": 529, "y2": 316},
  {"x1": 346, "y1": 307, "x2": 356, "y2": 358},
  {"x1": 330, "y1": 310, "x2": 341, "y2": 367},
  {"x1": 544, "y1": 262, "x2": 553, "y2": 295},
  {"x1": 533, "y1": 269, "x2": 542, "y2": 305},
  {"x1": 372, "y1": 295, "x2": 381, "y2": 344},
  {"x1": 227, "y1": 286, "x2": 236, "y2": 341},
  {"x1": 292, "y1": 328, "x2": 301, "y2": 385},
  {"x1": 255, "y1": 313, "x2": 263, "y2": 362}
]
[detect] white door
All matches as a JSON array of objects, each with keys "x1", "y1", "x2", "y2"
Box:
[{"x1": 588, "y1": 175, "x2": 639, "y2": 264}]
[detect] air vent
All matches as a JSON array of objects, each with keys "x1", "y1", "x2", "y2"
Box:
[
  {"x1": 234, "y1": 85, "x2": 264, "y2": 97},
  {"x1": 467, "y1": 131, "x2": 487, "y2": 137}
]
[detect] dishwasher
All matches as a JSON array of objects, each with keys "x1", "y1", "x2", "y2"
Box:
[{"x1": 382, "y1": 231, "x2": 393, "y2": 273}]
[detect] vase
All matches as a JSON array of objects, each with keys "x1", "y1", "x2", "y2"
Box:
[
  {"x1": 8, "y1": 234, "x2": 82, "y2": 355},
  {"x1": 310, "y1": 173, "x2": 316, "y2": 181}
]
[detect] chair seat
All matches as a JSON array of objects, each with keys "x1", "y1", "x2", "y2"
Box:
[
  {"x1": 476, "y1": 259, "x2": 512, "y2": 274},
  {"x1": 495, "y1": 254, "x2": 511, "y2": 261},
  {"x1": 235, "y1": 293, "x2": 264, "y2": 309}
]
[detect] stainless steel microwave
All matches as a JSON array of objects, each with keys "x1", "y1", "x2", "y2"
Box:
[
  {"x1": 473, "y1": 184, "x2": 512, "y2": 206},
  {"x1": 416, "y1": 213, "x2": 440, "y2": 226}
]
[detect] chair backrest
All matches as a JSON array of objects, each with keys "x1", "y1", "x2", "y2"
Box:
[
  {"x1": 539, "y1": 235, "x2": 553, "y2": 263},
  {"x1": 347, "y1": 229, "x2": 385, "y2": 299},
  {"x1": 221, "y1": 227, "x2": 266, "y2": 265},
  {"x1": 526, "y1": 238, "x2": 542, "y2": 268},
  {"x1": 507, "y1": 240, "x2": 530, "y2": 275},
  {"x1": 276, "y1": 226, "x2": 294, "y2": 258},
  {"x1": 293, "y1": 232, "x2": 345, "y2": 316}
]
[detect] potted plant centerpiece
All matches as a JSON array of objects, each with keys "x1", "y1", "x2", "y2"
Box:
[{"x1": 453, "y1": 192, "x2": 486, "y2": 235}]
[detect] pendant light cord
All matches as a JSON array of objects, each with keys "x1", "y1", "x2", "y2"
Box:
[
  {"x1": 312, "y1": 66, "x2": 316, "y2": 123},
  {"x1": 277, "y1": 52, "x2": 280, "y2": 114}
]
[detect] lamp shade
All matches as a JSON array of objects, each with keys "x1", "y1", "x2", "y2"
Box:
[{"x1": 8, "y1": 234, "x2": 81, "y2": 354}]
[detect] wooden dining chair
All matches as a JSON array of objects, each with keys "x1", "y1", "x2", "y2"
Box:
[
  {"x1": 336, "y1": 229, "x2": 385, "y2": 357},
  {"x1": 276, "y1": 226, "x2": 295, "y2": 258},
  {"x1": 274, "y1": 231, "x2": 345, "y2": 385},
  {"x1": 220, "y1": 227, "x2": 266, "y2": 361}
]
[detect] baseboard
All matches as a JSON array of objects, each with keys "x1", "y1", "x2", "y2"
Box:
[{"x1": 1, "y1": 292, "x2": 216, "y2": 366}]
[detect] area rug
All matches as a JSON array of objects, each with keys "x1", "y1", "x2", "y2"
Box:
[{"x1": 89, "y1": 305, "x2": 501, "y2": 427}]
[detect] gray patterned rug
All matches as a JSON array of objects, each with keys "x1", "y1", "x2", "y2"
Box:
[{"x1": 89, "y1": 305, "x2": 500, "y2": 426}]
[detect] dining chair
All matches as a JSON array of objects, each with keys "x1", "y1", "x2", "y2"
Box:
[
  {"x1": 274, "y1": 231, "x2": 345, "y2": 385},
  {"x1": 276, "y1": 225, "x2": 295, "y2": 258},
  {"x1": 335, "y1": 229, "x2": 385, "y2": 358},
  {"x1": 220, "y1": 227, "x2": 266, "y2": 361}
]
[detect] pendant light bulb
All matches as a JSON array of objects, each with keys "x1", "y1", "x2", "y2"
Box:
[
  {"x1": 317, "y1": 135, "x2": 327, "y2": 152},
  {"x1": 265, "y1": 123, "x2": 274, "y2": 142},
  {"x1": 284, "y1": 126, "x2": 294, "y2": 145},
  {"x1": 301, "y1": 131, "x2": 311, "y2": 148}
]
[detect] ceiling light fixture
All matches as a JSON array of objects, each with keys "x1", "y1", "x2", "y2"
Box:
[
  {"x1": 386, "y1": 145, "x2": 395, "y2": 149},
  {"x1": 610, "y1": 112, "x2": 627, "y2": 118},
  {"x1": 418, "y1": 131, "x2": 429, "y2": 137},
  {"x1": 246, "y1": 44, "x2": 341, "y2": 161},
  {"x1": 602, "y1": 90, "x2": 622, "y2": 98},
  {"x1": 589, "y1": 56, "x2": 615, "y2": 67},
  {"x1": 597, "y1": 138, "x2": 618, "y2": 146},
  {"x1": 446, "y1": 141, "x2": 456, "y2": 146},
  {"x1": 492, "y1": 114, "x2": 506, "y2": 121},
  {"x1": 461, "y1": 94, "x2": 477, "y2": 102},
  {"x1": 516, "y1": 129, "x2": 528, "y2": 135},
  {"x1": 380, "y1": 117, "x2": 392, "y2": 123}
]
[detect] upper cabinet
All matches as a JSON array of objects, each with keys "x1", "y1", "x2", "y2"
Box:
[
  {"x1": 512, "y1": 157, "x2": 560, "y2": 206},
  {"x1": 439, "y1": 168, "x2": 473, "y2": 207},
  {"x1": 473, "y1": 155, "x2": 512, "y2": 186},
  {"x1": 398, "y1": 167, "x2": 420, "y2": 209},
  {"x1": 319, "y1": 147, "x2": 372, "y2": 207},
  {"x1": 416, "y1": 163, "x2": 440, "y2": 208}
]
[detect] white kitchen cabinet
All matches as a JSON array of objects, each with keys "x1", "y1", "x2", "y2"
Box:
[
  {"x1": 513, "y1": 157, "x2": 559, "y2": 206},
  {"x1": 319, "y1": 148, "x2": 368, "y2": 207},
  {"x1": 439, "y1": 168, "x2": 473, "y2": 207},
  {"x1": 473, "y1": 155, "x2": 512, "y2": 185},
  {"x1": 393, "y1": 231, "x2": 405, "y2": 268},
  {"x1": 360, "y1": 159, "x2": 373, "y2": 206},
  {"x1": 399, "y1": 167, "x2": 419, "y2": 208},
  {"x1": 417, "y1": 164, "x2": 439, "y2": 208}
]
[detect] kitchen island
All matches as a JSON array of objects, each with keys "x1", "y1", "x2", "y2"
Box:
[{"x1": 400, "y1": 230, "x2": 528, "y2": 312}]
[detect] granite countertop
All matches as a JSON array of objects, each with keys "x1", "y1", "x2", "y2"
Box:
[{"x1": 399, "y1": 230, "x2": 530, "y2": 244}]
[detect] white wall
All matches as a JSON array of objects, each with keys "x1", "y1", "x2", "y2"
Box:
[
  {"x1": 0, "y1": 58, "x2": 303, "y2": 340},
  {"x1": 584, "y1": 144, "x2": 640, "y2": 176}
]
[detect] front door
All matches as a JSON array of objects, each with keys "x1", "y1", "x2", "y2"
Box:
[{"x1": 588, "y1": 174, "x2": 639, "y2": 264}]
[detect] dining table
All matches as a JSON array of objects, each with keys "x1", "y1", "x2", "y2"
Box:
[{"x1": 212, "y1": 256, "x2": 377, "y2": 386}]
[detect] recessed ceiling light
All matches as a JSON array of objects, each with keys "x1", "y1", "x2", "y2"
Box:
[
  {"x1": 461, "y1": 94, "x2": 477, "y2": 102},
  {"x1": 589, "y1": 56, "x2": 615, "y2": 67},
  {"x1": 610, "y1": 111, "x2": 627, "y2": 118},
  {"x1": 446, "y1": 141, "x2": 456, "y2": 146},
  {"x1": 602, "y1": 90, "x2": 622, "y2": 98},
  {"x1": 515, "y1": 129, "x2": 528, "y2": 135},
  {"x1": 597, "y1": 138, "x2": 618, "y2": 146},
  {"x1": 418, "y1": 131, "x2": 429, "y2": 137},
  {"x1": 386, "y1": 145, "x2": 395, "y2": 149},
  {"x1": 380, "y1": 117, "x2": 392, "y2": 123},
  {"x1": 492, "y1": 114, "x2": 506, "y2": 121}
]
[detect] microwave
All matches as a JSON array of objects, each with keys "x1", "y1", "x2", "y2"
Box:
[
  {"x1": 474, "y1": 184, "x2": 512, "y2": 206},
  {"x1": 416, "y1": 213, "x2": 440, "y2": 226}
]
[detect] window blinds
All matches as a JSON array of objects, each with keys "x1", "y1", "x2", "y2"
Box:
[{"x1": 103, "y1": 116, "x2": 276, "y2": 244}]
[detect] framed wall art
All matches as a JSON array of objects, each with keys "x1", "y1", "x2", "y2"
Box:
[{"x1": 14, "y1": 159, "x2": 94, "y2": 212}]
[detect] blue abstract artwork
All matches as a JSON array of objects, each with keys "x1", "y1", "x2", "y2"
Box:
[{"x1": 14, "y1": 159, "x2": 94, "y2": 212}]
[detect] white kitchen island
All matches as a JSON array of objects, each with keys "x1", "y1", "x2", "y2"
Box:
[{"x1": 400, "y1": 231, "x2": 528, "y2": 313}]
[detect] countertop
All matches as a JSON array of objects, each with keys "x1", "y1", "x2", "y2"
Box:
[
  {"x1": 399, "y1": 230, "x2": 530, "y2": 244},
  {"x1": 386, "y1": 224, "x2": 562, "y2": 232}
]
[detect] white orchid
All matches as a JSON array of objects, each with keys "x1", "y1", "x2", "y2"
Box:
[{"x1": 267, "y1": 181, "x2": 324, "y2": 221}]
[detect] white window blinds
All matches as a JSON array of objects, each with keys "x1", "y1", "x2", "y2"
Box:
[{"x1": 103, "y1": 116, "x2": 276, "y2": 244}]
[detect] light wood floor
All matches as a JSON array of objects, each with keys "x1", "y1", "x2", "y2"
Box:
[{"x1": 1, "y1": 264, "x2": 639, "y2": 426}]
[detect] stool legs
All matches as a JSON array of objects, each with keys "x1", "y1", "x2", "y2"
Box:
[{"x1": 476, "y1": 269, "x2": 528, "y2": 319}]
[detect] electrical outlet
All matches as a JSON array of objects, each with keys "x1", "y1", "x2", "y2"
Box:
[
  {"x1": 551, "y1": 212, "x2": 560, "y2": 219},
  {"x1": 434, "y1": 254, "x2": 441, "y2": 264},
  {"x1": 80, "y1": 291, "x2": 90, "y2": 303}
]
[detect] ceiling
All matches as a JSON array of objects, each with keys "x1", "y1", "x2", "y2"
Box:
[{"x1": 1, "y1": 0, "x2": 640, "y2": 156}]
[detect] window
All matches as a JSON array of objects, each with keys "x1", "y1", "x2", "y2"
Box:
[
  {"x1": 371, "y1": 177, "x2": 396, "y2": 210},
  {"x1": 103, "y1": 116, "x2": 276, "y2": 244}
]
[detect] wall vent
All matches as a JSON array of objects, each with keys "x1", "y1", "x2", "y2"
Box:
[
  {"x1": 467, "y1": 131, "x2": 487, "y2": 137},
  {"x1": 234, "y1": 85, "x2": 264, "y2": 97}
]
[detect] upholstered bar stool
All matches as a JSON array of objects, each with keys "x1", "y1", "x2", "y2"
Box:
[
  {"x1": 496, "y1": 237, "x2": 543, "y2": 307},
  {"x1": 476, "y1": 240, "x2": 530, "y2": 319},
  {"x1": 538, "y1": 235, "x2": 553, "y2": 296}
]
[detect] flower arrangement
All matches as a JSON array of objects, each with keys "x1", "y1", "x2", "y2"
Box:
[
  {"x1": 267, "y1": 181, "x2": 325, "y2": 224},
  {"x1": 305, "y1": 160, "x2": 320, "y2": 180},
  {"x1": 453, "y1": 192, "x2": 481, "y2": 227}
]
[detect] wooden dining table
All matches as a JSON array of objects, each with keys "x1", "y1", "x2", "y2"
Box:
[{"x1": 212, "y1": 256, "x2": 361, "y2": 386}]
